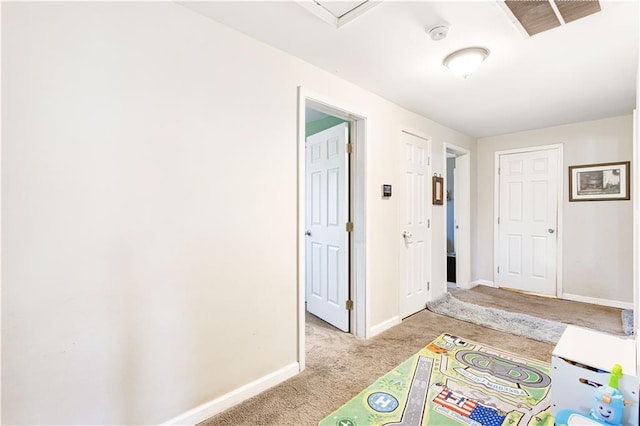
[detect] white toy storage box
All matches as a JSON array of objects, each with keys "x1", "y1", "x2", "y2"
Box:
[{"x1": 551, "y1": 326, "x2": 639, "y2": 425}]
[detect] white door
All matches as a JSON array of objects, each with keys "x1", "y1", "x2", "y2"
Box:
[
  {"x1": 400, "y1": 132, "x2": 431, "y2": 318},
  {"x1": 305, "y1": 123, "x2": 349, "y2": 331},
  {"x1": 497, "y1": 148, "x2": 559, "y2": 296},
  {"x1": 453, "y1": 154, "x2": 470, "y2": 288}
]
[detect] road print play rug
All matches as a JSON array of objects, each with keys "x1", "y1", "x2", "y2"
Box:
[{"x1": 319, "y1": 333, "x2": 553, "y2": 426}]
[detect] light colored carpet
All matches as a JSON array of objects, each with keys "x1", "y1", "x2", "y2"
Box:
[
  {"x1": 451, "y1": 286, "x2": 625, "y2": 336},
  {"x1": 426, "y1": 292, "x2": 566, "y2": 344},
  {"x1": 200, "y1": 286, "x2": 625, "y2": 426}
]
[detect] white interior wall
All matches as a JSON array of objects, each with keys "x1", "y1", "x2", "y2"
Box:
[
  {"x1": 1, "y1": 2, "x2": 475, "y2": 424},
  {"x1": 476, "y1": 115, "x2": 634, "y2": 306}
]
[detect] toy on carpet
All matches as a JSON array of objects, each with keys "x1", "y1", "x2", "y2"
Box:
[{"x1": 555, "y1": 364, "x2": 628, "y2": 426}]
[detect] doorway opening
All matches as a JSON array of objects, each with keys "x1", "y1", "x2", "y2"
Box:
[
  {"x1": 446, "y1": 151, "x2": 456, "y2": 289},
  {"x1": 297, "y1": 88, "x2": 367, "y2": 371},
  {"x1": 444, "y1": 144, "x2": 471, "y2": 290}
]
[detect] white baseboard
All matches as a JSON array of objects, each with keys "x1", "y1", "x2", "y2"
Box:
[
  {"x1": 369, "y1": 316, "x2": 400, "y2": 338},
  {"x1": 162, "y1": 362, "x2": 299, "y2": 425},
  {"x1": 562, "y1": 293, "x2": 633, "y2": 310},
  {"x1": 471, "y1": 280, "x2": 496, "y2": 288}
]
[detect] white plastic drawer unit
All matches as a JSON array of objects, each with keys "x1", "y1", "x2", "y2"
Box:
[{"x1": 551, "y1": 325, "x2": 639, "y2": 425}]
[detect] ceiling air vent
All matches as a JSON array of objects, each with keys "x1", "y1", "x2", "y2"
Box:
[
  {"x1": 499, "y1": 0, "x2": 601, "y2": 37},
  {"x1": 296, "y1": 0, "x2": 382, "y2": 29},
  {"x1": 554, "y1": 0, "x2": 601, "y2": 24}
]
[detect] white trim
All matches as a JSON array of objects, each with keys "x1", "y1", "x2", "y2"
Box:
[
  {"x1": 369, "y1": 316, "x2": 401, "y2": 337},
  {"x1": 493, "y1": 144, "x2": 564, "y2": 297},
  {"x1": 297, "y1": 89, "x2": 306, "y2": 371},
  {"x1": 562, "y1": 293, "x2": 633, "y2": 310},
  {"x1": 162, "y1": 363, "x2": 299, "y2": 426},
  {"x1": 547, "y1": 0, "x2": 566, "y2": 25},
  {"x1": 492, "y1": 144, "x2": 563, "y2": 156},
  {"x1": 297, "y1": 87, "x2": 369, "y2": 356},
  {"x1": 400, "y1": 127, "x2": 433, "y2": 143},
  {"x1": 464, "y1": 281, "x2": 632, "y2": 310},
  {"x1": 633, "y1": 109, "x2": 639, "y2": 376},
  {"x1": 295, "y1": 0, "x2": 382, "y2": 29},
  {"x1": 556, "y1": 146, "x2": 565, "y2": 297},
  {"x1": 495, "y1": 0, "x2": 530, "y2": 39},
  {"x1": 444, "y1": 143, "x2": 471, "y2": 293},
  {"x1": 493, "y1": 152, "x2": 500, "y2": 288},
  {"x1": 295, "y1": 0, "x2": 338, "y2": 28},
  {"x1": 353, "y1": 117, "x2": 368, "y2": 339},
  {"x1": 471, "y1": 279, "x2": 496, "y2": 288}
]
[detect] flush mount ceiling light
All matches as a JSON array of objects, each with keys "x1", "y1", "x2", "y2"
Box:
[{"x1": 443, "y1": 47, "x2": 489, "y2": 78}]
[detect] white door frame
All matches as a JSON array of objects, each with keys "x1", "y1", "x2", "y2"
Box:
[
  {"x1": 633, "y1": 109, "x2": 639, "y2": 373},
  {"x1": 297, "y1": 87, "x2": 368, "y2": 371},
  {"x1": 493, "y1": 144, "x2": 564, "y2": 296},
  {"x1": 443, "y1": 144, "x2": 471, "y2": 289}
]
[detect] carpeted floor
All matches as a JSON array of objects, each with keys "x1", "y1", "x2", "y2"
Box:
[
  {"x1": 318, "y1": 333, "x2": 554, "y2": 426},
  {"x1": 199, "y1": 286, "x2": 626, "y2": 426},
  {"x1": 451, "y1": 286, "x2": 625, "y2": 336},
  {"x1": 427, "y1": 292, "x2": 567, "y2": 344}
]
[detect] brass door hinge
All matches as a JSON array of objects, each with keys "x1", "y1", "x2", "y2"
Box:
[
  {"x1": 346, "y1": 143, "x2": 353, "y2": 154},
  {"x1": 346, "y1": 300, "x2": 354, "y2": 310},
  {"x1": 346, "y1": 222, "x2": 354, "y2": 232}
]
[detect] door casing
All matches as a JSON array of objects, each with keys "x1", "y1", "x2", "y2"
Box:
[
  {"x1": 444, "y1": 144, "x2": 471, "y2": 290},
  {"x1": 297, "y1": 87, "x2": 368, "y2": 371}
]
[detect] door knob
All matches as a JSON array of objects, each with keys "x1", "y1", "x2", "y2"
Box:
[
  {"x1": 403, "y1": 231, "x2": 412, "y2": 239},
  {"x1": 305, "y1": 230, "x2": 312, "y2": 236},
  {"x1": 548, "y1": 229, "x2": 555, "y2": 234}
]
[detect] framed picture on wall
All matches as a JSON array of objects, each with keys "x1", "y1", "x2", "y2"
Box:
[
  {"x1": 432, "y1": 175, "x2": 444, "y2": 205},
  {"x1": 569, "y1": 161, "x2": 630, "y2": 201}
]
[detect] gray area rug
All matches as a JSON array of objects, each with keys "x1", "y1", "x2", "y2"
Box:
[
  {"x1": 426, "y1": 293, "x2": 567, "y2": 344},
  {"x1": 622, "y1": 309, "x2": 634, "y2": 336}
]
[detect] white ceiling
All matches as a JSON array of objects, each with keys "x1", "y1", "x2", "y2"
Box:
[{"x1": 180, "y1": 1, "x2": 639, "y2": 138}]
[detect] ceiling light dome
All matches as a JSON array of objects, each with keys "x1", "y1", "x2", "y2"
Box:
[{"x1": 443, "y1": 47, "x2": 489, "y2": 78}]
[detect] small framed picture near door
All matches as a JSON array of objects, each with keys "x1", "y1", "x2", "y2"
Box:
[
  {"x1": 432, "y1": 175, "x2": 444, "y2": 205},
  {"x1": 569, "y1": 161, "x2": 630, "y2": 201}
]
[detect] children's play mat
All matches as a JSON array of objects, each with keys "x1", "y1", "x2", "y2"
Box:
[{"x1": 319, "y1": 333, "x2": 553, "y2": 426}]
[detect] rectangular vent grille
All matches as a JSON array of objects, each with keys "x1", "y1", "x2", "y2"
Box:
[
  {"x1": 554, "y1": 0, "x2": 601, "y2": 24},
  {"x1": 505, "y1": 1, "x2": 561, "y2": 36},
  {"x1": 503, "y1": 0, "x2": 601, "y2": 37}
]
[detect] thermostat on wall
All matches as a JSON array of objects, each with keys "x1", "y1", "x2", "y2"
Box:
[{"x1": 382, "y1": 184, "x2": 392, "y2": 198}]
